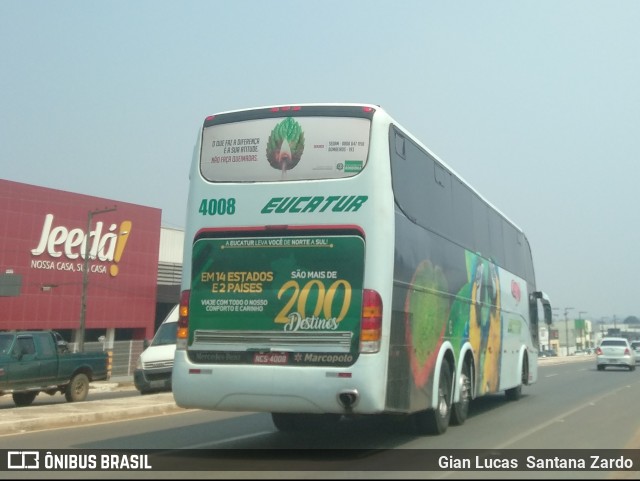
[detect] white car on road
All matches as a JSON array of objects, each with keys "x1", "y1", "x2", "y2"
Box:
[{"x1": 595, "y1": 337, "x2": 636, "y2": 371}]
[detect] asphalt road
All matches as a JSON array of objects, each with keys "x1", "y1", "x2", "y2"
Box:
[
  {"x1": 1, "y1": 356, "x2": 639, "y2": 479},
  {"x1": 0, "y1": 355, "x2": 599, "y2": 434}
]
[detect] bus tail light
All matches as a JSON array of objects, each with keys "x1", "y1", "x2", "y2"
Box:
[
  {"x1": 360, "y1": 289, "x2": 382, "y2": 353},
  {"x1": 176, "y1": 290, "x2": 190, "y2": 350}
]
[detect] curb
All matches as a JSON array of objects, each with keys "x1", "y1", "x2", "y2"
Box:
[
  {"x1": 90, "y1": 382, "x2": 136, "y2": 392},
  {"x1": 538, "y1": 355, "x2": 594, "y2": 365},
  {"x1": 0, "y1": 394, "x2": 187, "y2": 436}
]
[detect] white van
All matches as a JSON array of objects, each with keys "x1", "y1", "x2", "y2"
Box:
[{"x1": 134, "y1": 305, "x2": 178, "y2": 394}]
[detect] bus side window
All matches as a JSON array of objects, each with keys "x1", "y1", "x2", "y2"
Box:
[{"x1": 395, "y1": 132, "x2": 406, "y2": 158}]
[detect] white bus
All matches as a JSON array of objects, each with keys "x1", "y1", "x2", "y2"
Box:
[{"x1": 172, "y1": 103, "x2": 552, "y2": 435}]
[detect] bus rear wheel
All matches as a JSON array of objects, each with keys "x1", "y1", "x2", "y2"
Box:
[
  {"x1": 271, "y1": 413, "x2": 299, "y2": 432},
  {"x1": 505, "y1": 357, "x2": 527, "y2": 401},
  {"x1": 271, "y1": 413, "x2": 341, "y2": 433},
  {"x1": 413, "y1": 361, "x2": 452, "y2": 435},
  {"x1": 450, "y1": 360, "x2": 471, "y2": 426}
]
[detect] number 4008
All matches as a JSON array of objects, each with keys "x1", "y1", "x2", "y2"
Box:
[{"x1": 198, "y1": 198, "x2": 236, "y2": 216}]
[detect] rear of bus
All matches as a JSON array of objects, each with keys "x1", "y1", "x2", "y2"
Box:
[{"x1": 172, "y1": 104, "x2": 395, "y2": 416}]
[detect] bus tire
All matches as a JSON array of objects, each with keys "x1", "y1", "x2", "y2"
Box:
[
  {"x1": 271, "y1": 413, "x2": 340, "y2": 432},
  {"x1": 65, "y1": 373, "x2": 89, "y2": 402},
  {"x1": 450, "y1": 360, "x2": 471, "y2": 426},
  {"x1": 505, "y1": 356, "x2": 527, "y2": 401},
  {"x1": 271, "y1": 413, "x2": 300, "y2": 432},
  {"x1": 13, "y1": 392, "x2": 37, "y2": 407},
  {"x1": 413, "y1": 360, "x2": 452, "y2": 435}
]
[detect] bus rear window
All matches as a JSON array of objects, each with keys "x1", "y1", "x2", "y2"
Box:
[{"x1": 200, "y1": 116, "x2": 371, "y2": 182}]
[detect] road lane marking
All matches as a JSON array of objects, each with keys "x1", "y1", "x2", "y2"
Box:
[
  {"x1": 494, "y1": 384, "x2": 634, "y2": 449},
  {"x1": 187, "y1": 431, "x2": 274, "y2": 448}
]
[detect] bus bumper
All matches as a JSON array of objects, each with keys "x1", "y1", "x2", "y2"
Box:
[{"x1": 171, "y1": 350, "x2": 386, "y2": 415}]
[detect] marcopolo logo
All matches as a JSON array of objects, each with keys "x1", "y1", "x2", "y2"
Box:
[{"x1": 30, "y1": 214, "x2": 132, "y2": 277}]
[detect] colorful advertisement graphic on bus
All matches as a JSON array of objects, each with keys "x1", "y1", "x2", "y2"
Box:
[
  {"x1": 189, "y1": 234, "x2": 365, "y2": 366},
  {"x1": 404, "y1": 260, "x2": 450, "y2": 388},
  {"x1": 458, "y1": 252, "x2": 502, "y2": 395},
  {"x1": 405, "y1": 251, "x2": 504, "y2": 395}
]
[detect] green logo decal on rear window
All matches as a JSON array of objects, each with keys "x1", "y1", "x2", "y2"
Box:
[{"x1": 344, "y1": 160, "x2": 363, "y2": 173}]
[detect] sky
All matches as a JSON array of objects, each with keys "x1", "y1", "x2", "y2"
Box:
[{"x1": 2, "y1": 0, "x2": 639, "y2": 322}]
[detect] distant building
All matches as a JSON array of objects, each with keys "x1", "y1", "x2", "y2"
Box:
[
  {"x1": 539, "y1": 318, "x2": 593, "y2": 355},
  {"x1": 0, "y1": 179, "x2": 182, "y2": 344},
  {"x1": 156, "y1": 226, "x2": 184, "y2": 324},
  {"x1": 592, "y1": 320, "x2": 640, "y2": 344}
]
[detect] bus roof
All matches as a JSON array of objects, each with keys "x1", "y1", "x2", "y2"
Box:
[{"x1": 201, "y1": 103, "x2": 525, "y2": 237}]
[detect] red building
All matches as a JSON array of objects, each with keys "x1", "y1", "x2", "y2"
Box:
[{"x1": 0, "y1": 179, "x2": 161, "y2": 342}]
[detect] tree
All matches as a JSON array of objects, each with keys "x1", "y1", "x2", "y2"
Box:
[{"x1": 623, "y1": 316, "x2": 640, "y2": 324}]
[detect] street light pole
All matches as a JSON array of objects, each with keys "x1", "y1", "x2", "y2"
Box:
[{"x1": 78, "y1": 206, "x2": 117, "y2": 352}]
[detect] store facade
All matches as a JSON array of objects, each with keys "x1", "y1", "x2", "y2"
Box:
[{"x1": 0, "y1": 179, "x2": 162, "y2": 344}]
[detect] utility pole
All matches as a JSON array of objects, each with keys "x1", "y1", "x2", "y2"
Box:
[
  {"x1": 578, "y1": 310, "x2": 588, "y2": 349},
  {"x1": 564, "y1": 307, "x2": 574, "y2": 356},
  {"x1": 79, "y1": 206, "x2": 117, "y2": 352},
  {"x1": 551, "y1": 307, "x2": 560, "y2": 352}
]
